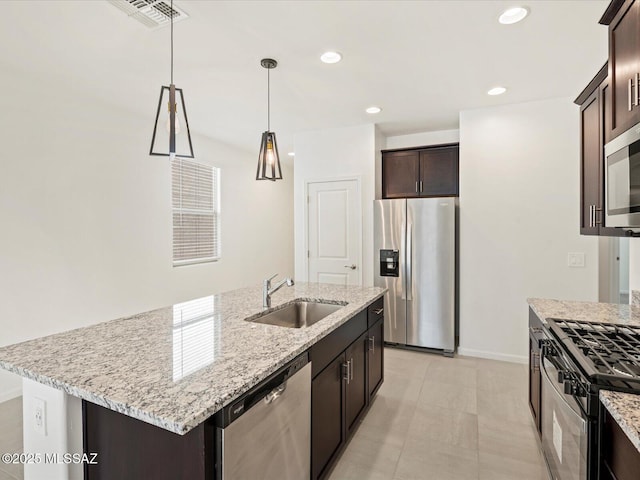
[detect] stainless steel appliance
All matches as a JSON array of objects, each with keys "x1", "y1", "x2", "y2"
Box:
[
  {"x1": 604, "y1": 122, "x2": 640, "y2": 230},
  {"x1": 216, "y1": 353, "x2": 311, "y2": 480},
  {"x1": 540, "y1": 319, "x2": 640, "y2": 480},
  {"x1": 373, "y1": 198, "x2": 456, "y2": 353}
]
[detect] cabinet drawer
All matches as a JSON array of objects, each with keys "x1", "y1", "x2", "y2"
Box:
[
  {"x1": 311, "y1": 310, "x2": 367, "y2": 378},
  {"x1": 367, "y1": 297, "x2": 384, "y2": 327}
]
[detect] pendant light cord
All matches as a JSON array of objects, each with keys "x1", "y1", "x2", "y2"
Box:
[
  {"x1": 170, "y1": 0, "x2": 174, "y2": 84},
  {"x1": 267, "y1": 67, "x2": 270, "y2": 132}
]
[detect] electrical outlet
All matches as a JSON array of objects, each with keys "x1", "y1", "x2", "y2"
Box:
[
  {"x1": 33, "y1": 397, "x2": 46, "y2": 436},
  {"x1": 568, "y1": 252, "x2": 585, "y2": 268}
]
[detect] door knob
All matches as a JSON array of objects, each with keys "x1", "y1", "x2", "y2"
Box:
[{"x1": 344, "y1": 264, "x2": 357, "y2": 270}]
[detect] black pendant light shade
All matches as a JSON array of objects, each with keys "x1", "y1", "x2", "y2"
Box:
[
  {"x1": 256, "y1": 58, "x2": 283, "y2": 181},
  {"x1": 150, "y1": 84, "x2": 194, "y2": 158},
  {"x1": 149, "y1": 0, "x2": 194, "y2": 159},
  {"x1": 256, "y1": 131, "x2": 282, "y2": 181}
]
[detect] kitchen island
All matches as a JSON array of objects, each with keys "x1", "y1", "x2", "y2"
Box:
[{"x1": 0, "y1": 282, "x2": 386, "y2": 480}]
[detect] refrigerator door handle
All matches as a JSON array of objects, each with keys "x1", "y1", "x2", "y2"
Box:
[
  {"x1": 406, "y1": 222, "x2": 412, "y2": 301},
  {"x1": 400, "y1": 219, "x2": 406, "y2": 301}
]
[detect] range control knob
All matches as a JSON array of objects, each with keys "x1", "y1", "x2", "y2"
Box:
[
  {"x1": 563, "y1": 380, "x2": 575, "y2": 395},
  {"x1": 558, "y1": 370, "x2": 570, "y2": 383}
]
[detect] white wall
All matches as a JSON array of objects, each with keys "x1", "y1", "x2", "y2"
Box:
[
  {"x1": 294, "y1": 124, "x2": 376, "y2": 286},
  {"x1": 384, "y1": 129, "x2": 460, "y2": 150},
  {"x1": 458, "y1": 98, "x2": 599, "y2": 363},
  {"x1": 0, "y1": 67, "x2": 294, "y2": 401}
]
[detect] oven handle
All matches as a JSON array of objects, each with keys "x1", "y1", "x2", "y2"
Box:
[{"x1": 541, "y1": 355, "x2": 585, "y2": 422}]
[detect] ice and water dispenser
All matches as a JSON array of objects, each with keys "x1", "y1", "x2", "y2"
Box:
[{"x1": 379, "y1": 249, "x2": 399, "y2": 277}]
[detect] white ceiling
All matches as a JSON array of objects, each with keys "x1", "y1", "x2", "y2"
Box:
[{"x1": 0, "y1": 0, "x2": 609, "y2": 160}]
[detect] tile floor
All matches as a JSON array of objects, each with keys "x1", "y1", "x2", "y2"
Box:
[
  {"x1": 0, "y1": 348, "x2": 548, "y2": 480},
  {"x1": 328, "y1": 347, "x2": 549, "y2": 480},
  {"x1": 0, "y1": 397, "x2": 22, "y2": 480}
]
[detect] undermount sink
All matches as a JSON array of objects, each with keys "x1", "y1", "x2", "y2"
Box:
[{"x1": 248, "y1": 301, "x2": 345, "y2": 328}]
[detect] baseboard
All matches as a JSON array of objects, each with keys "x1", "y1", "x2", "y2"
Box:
[
  {"x1": 457, "y1": 347, "x2": 527, "y2": 364},
  {"x1": 0, "y1": 386, "x2": 22, "y2": 403}
]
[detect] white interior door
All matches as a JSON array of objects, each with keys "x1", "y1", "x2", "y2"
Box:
[{"x1": 307, "y1": 179, "x2": 361, "y2": 285}]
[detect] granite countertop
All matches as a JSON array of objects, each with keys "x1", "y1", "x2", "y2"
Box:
[
  {"x1": 0, "y1": 282, "x2": 385, "y2": 435},
  {"x1": 527, "y1": 297, "x2": 640, "y2": 327},
  {"x1": 600, "y1": 390, "x2": 640, "y2": 453}
]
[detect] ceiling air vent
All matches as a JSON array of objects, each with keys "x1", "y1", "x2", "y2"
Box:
[{"x1": 108, "y1": 0, "x2": 189, "y2": 29}]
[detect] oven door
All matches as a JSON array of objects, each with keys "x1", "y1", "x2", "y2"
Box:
[{"x1": 541, "y1": 356, "x2": 588, "y2": 480}]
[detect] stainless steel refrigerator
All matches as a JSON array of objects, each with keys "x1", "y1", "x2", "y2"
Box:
[{"x1": 374, "y1": 198, "x2": 456, "y2": 354}]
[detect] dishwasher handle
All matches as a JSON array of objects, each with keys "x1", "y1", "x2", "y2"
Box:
[{"x1": 264, "y1": 382, "x2": 287, "y2": 404}]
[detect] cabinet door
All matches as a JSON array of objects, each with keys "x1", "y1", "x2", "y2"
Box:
[
  {"x1": 344, "y1": 333, "x2": 368, "y2": 435},
  {"x1": 382, "y1": 150, "x2": 420, "y2": 198},
  {"x1": 580, "y1": 89, "x2": 602, "y2": 235},
  {"x1": 311, "y1": 354, "x2": 346, "y2": 480},
  {"x1": 419, "y1": 146, "x2": 459, "y2": 196},
  {"x1": 367, "y1": 318, "x2": 384, "y2": 399},
  {"x1": 609, "y1": 0, "x2": 640, "y2": 139}
]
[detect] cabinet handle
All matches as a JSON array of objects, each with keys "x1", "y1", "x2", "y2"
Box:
[
  {"x1": 343, "y1": 361, "x2": 350, "y2": 384},
  {"x1": 589, "y1": 205, "x2": 594, "y2": 228},
  {"x1": 636, "y1": 73, "x2": 640, "y2": 107},
  {"x1": 629, "y1": 78, "x2": 634, "y2": 111},
  {"x1": 350, "y1": 358, "x2": 354, "y2": 381},
  {"x1": 415, "y1": 181, "x2": 419, "y2": 193},
  {"x1": 419, "y1": 180, "x2": 423, "y2": 192},
  {"x1": 594, "y1": 206, "x2": 602, "y2": 226},
  {"x1": 374, "y1": 308, "x2": 384, "y2": 315},
  {"x1": 369, "y1": 336, "x2": 375, "y2": 354}
]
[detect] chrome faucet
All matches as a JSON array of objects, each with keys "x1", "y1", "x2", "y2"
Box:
[{"x1": 263, "y1": 274, "x2": 294, "y2": 308}]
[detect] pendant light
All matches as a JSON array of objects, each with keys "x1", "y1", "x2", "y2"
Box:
[
  {"x1": 256, "y1": 58, "x2": 283, "y2": 181},
  {"x1": 149, "y1": 0, "x2": 194, "y2": 159}
]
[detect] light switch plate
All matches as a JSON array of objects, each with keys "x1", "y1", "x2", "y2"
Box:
[{"x1": 568, "y1": 252, "x2": 585, "y2": 268}]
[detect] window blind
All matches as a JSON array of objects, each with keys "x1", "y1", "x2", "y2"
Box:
[{"x1": 171, "y1": 157, "x2": 220, "y2": 266}]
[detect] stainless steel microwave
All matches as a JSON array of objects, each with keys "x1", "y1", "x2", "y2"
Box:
[{"x1": 604, "y1": 122, "x2": 640, "y2": 231}]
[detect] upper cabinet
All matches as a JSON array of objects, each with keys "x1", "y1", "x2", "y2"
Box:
[
  {"x1": 602, "y1": 0, "x2": 640, "y2": 140},
  {"x1": 382, "y1": 144, "x2": 459, "y2": 199}
]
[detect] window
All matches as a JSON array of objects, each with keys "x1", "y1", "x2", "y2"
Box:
[{"x1": 171, "y1": 157, "x2": 220, "y2": 266}]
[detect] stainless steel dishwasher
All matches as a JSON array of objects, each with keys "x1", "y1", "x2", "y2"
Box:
[{"x1": 215, "y1": 353, "x2": 311, "y2": 480}]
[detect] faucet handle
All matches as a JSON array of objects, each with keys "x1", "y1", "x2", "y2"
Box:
[{"x1": 265, "y1": 273, "x2": 278, "y2": 284}]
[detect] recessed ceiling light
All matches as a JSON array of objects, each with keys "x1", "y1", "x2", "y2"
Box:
[
  {"x1": 366, "y1": 106, "x2": 382, "y2": 114},
  {"x1": 499, "y1": 7, "x2": 529, "y2": 25},
  {"x1": 320, "y1": 51, "x2": 342, "y2": 64},
  {"x1": 288, "y1": 152, "x2": 295, "y2": 157},
  {"x1": 487, "y1": 87, "x2": 507, "y2": 96}
]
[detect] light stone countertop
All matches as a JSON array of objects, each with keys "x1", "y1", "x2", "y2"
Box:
[
  {"x1": 527, "y1": 297, "x2": 640, "y2": 327},
  {"x1": 600, "y1": 390, "x2": 640, "y2": 453},
  {"x1": 0, "y1": 282, "x2": 385, "y2": 435}
]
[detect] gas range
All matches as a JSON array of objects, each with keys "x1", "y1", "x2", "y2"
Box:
[
  {"x1": 547, "y1": 318, "x2": 640, "y2": 393},
  {"x1": 540, "y1": 318, "x2": 640, "y2": 480}
]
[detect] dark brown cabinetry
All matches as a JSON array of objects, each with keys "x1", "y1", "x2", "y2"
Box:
[
  {"x1": 528, "y1": 308, "x2": 543, "y2": 435},
  {"x1": 599, "y1": 405, "x2": 640, "y2": 479},
  {"x1": 382, "y1": 144, "x2": 459, "y2": 199},
  {"x1": 602, "y1": 0, "x2": 640, "y2": 140},
  {"x1": 576, "y1": 64, "x2": 625, "y2": 236},
  {"x1": 368, "y1": 318, "x2": 384, "y2": 398},
  {"x1": 310, "y1": 300, "x2": 385, "y2": 480}
]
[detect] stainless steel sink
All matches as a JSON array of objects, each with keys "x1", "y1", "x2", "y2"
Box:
[{"x1": 248, "y1": 301, "x2": 345, "y2": 328}]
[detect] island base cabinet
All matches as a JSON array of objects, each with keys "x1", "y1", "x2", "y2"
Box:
[
  {"x1": 600, "y1": 406, "x2": 640, "y2": 479},
  {"x1": 345, "y1": 332, "x2": 368, "y2": 436},
  {"x1": 311, "y1": 354, "x2": 346, "y2": 480},
  {"x1": 83, "y1": 401, "x2": 213, "y2": 480},
  {"x1": 368, "y1": 318, "x2": 384, "y2": 398}
]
